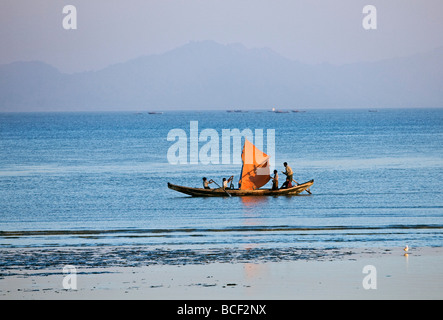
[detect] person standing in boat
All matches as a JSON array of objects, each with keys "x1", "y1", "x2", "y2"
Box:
[
  {"x1": 271, "y1": 170, "x2": 279, "y2": 190},
  {"x1": 282, "y1": 162, "x2": 298, "y2": 185},
  {"x1": 202, "y1": 177, "x2": 213, "y2": 189}
]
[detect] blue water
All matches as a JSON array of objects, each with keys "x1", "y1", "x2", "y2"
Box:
[{"x1": 1, "y1": 109, "x2": 442, "y2": 249}]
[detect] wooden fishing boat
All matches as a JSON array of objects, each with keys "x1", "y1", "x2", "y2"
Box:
[
  {"x1": 168, "y1": 138, "x2": 314, "y2": 197},
  {"x1": 168, "y1": 179, "x2": 314, "y2": 197}
]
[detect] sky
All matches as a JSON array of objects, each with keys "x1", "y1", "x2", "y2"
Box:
[{"x1": 1, "y1": 0, "x2": 443, "y2": 73}]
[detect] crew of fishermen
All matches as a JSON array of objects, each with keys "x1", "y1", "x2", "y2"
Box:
[{"x1": 203, "y1": 162, "x2": 297, "y2": 190}]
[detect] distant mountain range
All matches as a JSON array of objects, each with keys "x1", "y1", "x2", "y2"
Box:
[{"x1": 1, "y1": 40, "x2": 442, "y2": 111}]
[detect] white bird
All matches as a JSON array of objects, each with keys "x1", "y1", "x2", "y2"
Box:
[{"x1": 404, "y1": 245, "x2": 409, "y2": 252}]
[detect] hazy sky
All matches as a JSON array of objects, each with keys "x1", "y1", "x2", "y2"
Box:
[{"x1": 1, "y1": 0, "x2": 443, "y2": 73}]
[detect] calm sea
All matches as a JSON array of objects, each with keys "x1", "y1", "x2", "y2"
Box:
[{"x1": 1, "y1": 109, "x2": 442, "y2": 250}]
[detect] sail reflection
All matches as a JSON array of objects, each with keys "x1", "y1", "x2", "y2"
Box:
[{"x1": 240, "y1": 196, "x2": 269, "y2": 207}]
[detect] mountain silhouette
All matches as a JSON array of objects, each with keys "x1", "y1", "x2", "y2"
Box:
[{"x1": 1, "y1": 40, "x2": 442, "y2": 111}]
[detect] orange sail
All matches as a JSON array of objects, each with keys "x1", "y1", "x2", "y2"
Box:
[{"x1": 239, "y1": 139, "x2": 271, "y2": 190}]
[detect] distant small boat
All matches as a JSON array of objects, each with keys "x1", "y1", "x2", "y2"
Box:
[
  {"x1": 292, "y1": 110, "x2": 306, "y2": 113},
  {"x1": 274, "y1": 110, "x2": 290, "y2": 113},
  {"x1": 270, "y1": 107, "x2": 290, "y2": 113},
  {"x1": 148, "y1": 111, "x2": 163, "y2": 114}
]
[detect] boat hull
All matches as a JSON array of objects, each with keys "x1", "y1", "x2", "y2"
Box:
[{"x1": 167, "y1": 180, "x2": 314, "y2": 197}]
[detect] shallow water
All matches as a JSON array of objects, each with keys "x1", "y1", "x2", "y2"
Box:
[{"x1": 1, "y1": 109, "x2": 442, "y2": 250}]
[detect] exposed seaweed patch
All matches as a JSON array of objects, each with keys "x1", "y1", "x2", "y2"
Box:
[{"x1": 0, "y1": 246, "x2": 359, "y2": 276}]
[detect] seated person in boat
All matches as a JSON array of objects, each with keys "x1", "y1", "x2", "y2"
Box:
[
  {"x1": 271, "y1": 170, "x2": 279, "y2": 190},
  {"x1": 202, "y1": 177, "x2": 213, "y2": 189},
  {"x1": 223, "y1": 176, "x2": 234, "y2": 189},
  {"x1": 280, "y1": 177, "x2": 293, "y2": 189}
]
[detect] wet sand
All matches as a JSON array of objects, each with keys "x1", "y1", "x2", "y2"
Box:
[{"x1": 1, "y1": 246, "x2": 443, "y2": 300}]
